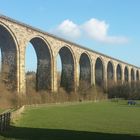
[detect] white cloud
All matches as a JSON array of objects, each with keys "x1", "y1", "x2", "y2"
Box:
[
  {"x1": 82, "y1": 18, "x2": 109, "y2": 41},
  {"x1": 82, "y1": 18, "x2": 128, "y2": 44},
  {"x1": 51, "y1": 18, "x2": 128, "y2": 44},
  {"x1": 101, "y1": 36, "x2": 128, "y2": 44},
  {"x1": 52, "y1": 19, "x2": 81, "y2": 39}
]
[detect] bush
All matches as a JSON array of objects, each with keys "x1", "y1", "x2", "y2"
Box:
[
  {"x1": 0, "y1": 81, "x2": 18, "y2": 108},
  {"x1": 78, "y1": 81, "x2": 107, "y2": 101},
  {"x1": 0, "y1": 70, "x2": 109, "y2": 109},
  {"x1": 108, "y1": 81, "x2": 140, "y2": 100}
]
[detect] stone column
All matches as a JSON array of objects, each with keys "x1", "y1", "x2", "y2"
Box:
[
  {"x1": 121, "y1": 65, "x2": 125, "y2": 84},
  {"x1": 113, "y1": 64, "x2": 117, "y2": 84},
  {"x1": 75, "y1": 58, "x2": 79, "y2": 92},
  {"x1": 91, "y1": 57, "x2": 95, "y2": 86},
  {"x1": 104, "y1": 61, "x2": 107, "y2": 90},
  {"x1": 16, "y1": 43, "x2": 20, "y2": 93},
  {"x1": 128, "y1": 67, "x2": 131, "y2": 83},
  {"x1": 18, "y1": 40, "x2": 26, "y2": 95},
  {"x1": 51, "y1": 53, "x2": 58, "y2": 92}
]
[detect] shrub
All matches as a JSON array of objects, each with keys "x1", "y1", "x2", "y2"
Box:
[
  {"x1": 107, "y1": 81, "x2": 140, "y2": 100},
  {"x1": 0, "y1": 81, "x2": 18, "y2": 108}
]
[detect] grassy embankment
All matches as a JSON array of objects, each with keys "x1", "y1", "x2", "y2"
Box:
[{"x1": 1, "y1": 100, "x2": 140, "y2": 140}]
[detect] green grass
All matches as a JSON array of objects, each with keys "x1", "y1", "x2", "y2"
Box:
[
  {"x1": 1, "y1": 101, "x2": 140, "y2": 140},
  {"x1": 0, "y1": 109, "x2": 6, "y2": 114}
]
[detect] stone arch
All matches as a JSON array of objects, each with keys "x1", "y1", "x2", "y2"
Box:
[
  {"x1": 25, "y1": 36, "x2": 52, "y2": 91},
  {"x1": 136, "y1": 70, "x2": 139, "y2": 81},
  {"x1": 124, "y1": 66, "x2": 129, "y2": 82},
  {"x1": 79, "y1": 52, "x2": 91, "y2": 86},
  {"x1": 57, "y1": 46, "x2": 75, "y2": 92},
  {"x1": 131, "y1": 68, "x2": 135, "y2": 81},
  {"x1": 95, "y1": 57, "x2": 104, "y2": 86},
  {"x1": 107, "y1": 61, "x2": 114, "y2": 83},
  {"x1": 0, "y1": 22, "x2": 19, "y2": 91},
  {"x1": 116, "y1": 64, "x2": 122, "y2": 82}
]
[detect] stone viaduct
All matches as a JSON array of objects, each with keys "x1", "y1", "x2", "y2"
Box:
[{"x1": 0, "y1": 14, "x2": 140, "y2": 95}]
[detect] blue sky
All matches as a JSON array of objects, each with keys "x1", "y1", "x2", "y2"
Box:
[{"x1": 0, "y1": 0, "x2": 140, "y2": 71}]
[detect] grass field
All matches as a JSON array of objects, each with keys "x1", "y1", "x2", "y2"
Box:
[
  {"x1": 0, "y1": 109, "x2": 6, "y2": 114},
  {"x1": 1, "y1": 100, "x2": 140, "y2": 140},
  {"x1": 0, "y1": 110, "x2": 4, "y2": 113}
]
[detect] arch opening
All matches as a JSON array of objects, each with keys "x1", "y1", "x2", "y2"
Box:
[
  {"x1": 25, "y1": 37, "x2": 51, "y2": 91},
  {"x1": 0, "y1": 25, "x2": 17, "y2": 90},
  {"x1": 124, "y1": 67, "x2": 129, "y2": 82},
  {"x1": 25, "y1": 43, "x2": 37, "y2": 91},
  {"x1": 0, "y1": 48, "x2": 1, "y2": 72},
  {"x1": 57, "y1": 46, "x2": 74, "y2": 92},
  {"x1": 131, "y1": 68, "x2": 135, "y2": 81},
  {"x1": 116, "y1": 64, "x2": 122, "y2": 82},
  {"x1": 107, "y1": 61, "x2": 114, "y2": 84},
  {"x1": 56, "y1": 54, "x2": 62, "y2": 88},
  {"x1": 136, "y1": 70, "x2": 139, "y2": 81},
  {"x1": 95, "y1": 58, "x2": 104, "y2": 87},
  {"x1": 79, "y1": 53, "x2": 91, "y2": 87}
]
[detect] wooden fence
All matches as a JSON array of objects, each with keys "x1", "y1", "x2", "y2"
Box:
[
  {"x1": 0, "y1": 106, "x2": 25, "y2": 132},
  {"x1": 0, "y1": 112, "x2": 11, "y2": 132}
]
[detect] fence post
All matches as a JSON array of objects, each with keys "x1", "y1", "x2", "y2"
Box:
[
  {"x1": 0, "y1": 112, "x2": 11, "y2": 132},
  {"x1": 0, "y1": 115, "x2": 2, "y2": 131}
]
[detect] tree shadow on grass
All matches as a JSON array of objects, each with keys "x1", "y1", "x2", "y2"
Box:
[{"x1": 1, "y1": 126, "x2": 140, "y2": 140}]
